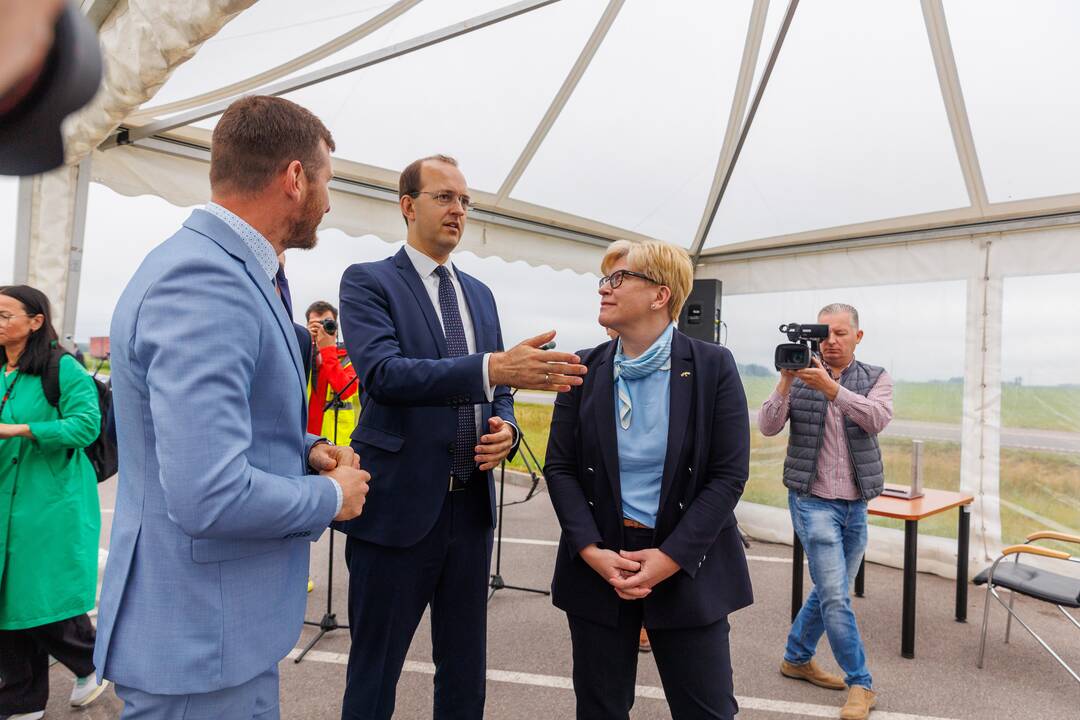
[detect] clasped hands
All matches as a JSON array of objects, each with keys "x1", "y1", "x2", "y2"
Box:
[
  {"x1": 308, "y1": 442, "x2": 370, "y2": 522},
  {"x1": 580, "y1": 543, "x2": 681, "y2": 600}
]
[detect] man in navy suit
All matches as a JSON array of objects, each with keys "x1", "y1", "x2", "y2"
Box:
[{"x1": 337, "y1": 154, "x2": 587, "y2": 720}]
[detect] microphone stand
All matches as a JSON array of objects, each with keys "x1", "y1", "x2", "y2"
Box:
[
  {"x1": 295, "y1": 355, "x2": 359, "y2": 664},
  {"x1": 488, "y1": 388, "x2": 550, "y2": 601}
]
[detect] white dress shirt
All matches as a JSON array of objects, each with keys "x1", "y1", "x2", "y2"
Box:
[{"x1": 403, "y1": 243, "x2": 495, "y2": 439}]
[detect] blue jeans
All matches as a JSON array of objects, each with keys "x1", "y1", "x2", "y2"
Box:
[{"x1": 785, "y1": 490, "x2": 872, "y2": 689}]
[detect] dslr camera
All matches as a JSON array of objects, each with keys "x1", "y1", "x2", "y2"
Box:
[
  {"x1": 320, "y1": 318, "x2": 338, "y2": 335},
  {"x1": 774, "y1": 323, "x2": 829, "y2": 370}
]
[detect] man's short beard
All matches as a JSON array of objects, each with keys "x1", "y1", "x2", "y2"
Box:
[
  {"x1": 283, "y1": 192, "x2": 323, "y2": 250},
  {"x1": 283, "y1": 223, "x2": 318, "y2": 250}
]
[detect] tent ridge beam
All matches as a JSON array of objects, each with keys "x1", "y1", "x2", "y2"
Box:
[
  {"x1": 687, "y1": 0, "x2": 769, "y2": 261},
  {"x1": 494, "y1": 0, "x2": 625, "y2": 205},
  {"x1": 921, "y1": 0, "x2": 989, "y2": 213},
  {"x1": 126, "y1": 0, "x2": 424, "y2": 124},
  {"x1": 690, "y1": 0, "x2": 798, "y2": 264},
  {"x1": 111, "y1": 0, "x2": 562, "y2": 146},
  {"x1": 701, "y1": 210, "x2": 1080, "y2": 264}
]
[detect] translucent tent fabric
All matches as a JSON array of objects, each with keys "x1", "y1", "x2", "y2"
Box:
[
  {"x1": 104, "y1": 0, "x2": 1080, "y2": 259},
  {"x1": 27, "y1": 0, "x2": 1080, "y2": 577},
  {"x1": 702, "y1": 0, "x2": 970, "y2": 249}
]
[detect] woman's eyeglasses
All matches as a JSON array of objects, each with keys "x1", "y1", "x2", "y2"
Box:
[{"x1": 598, "y1": 269, "x2": 660, "y2": 290}]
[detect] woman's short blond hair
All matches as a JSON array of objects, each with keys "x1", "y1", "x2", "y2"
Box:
[{"x1": 600, "y1": 240, "x2": 694, "y2": 321}]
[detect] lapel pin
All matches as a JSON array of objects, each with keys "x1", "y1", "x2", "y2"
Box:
[{"x1": 680, "y1": 371, "x2": 691, "y2": 378}]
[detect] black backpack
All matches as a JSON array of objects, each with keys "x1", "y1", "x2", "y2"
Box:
[{"x1": 41, "y1": 349, "x2": 118, "y2": 483}]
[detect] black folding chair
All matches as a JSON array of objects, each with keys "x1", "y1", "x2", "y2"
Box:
[{"x1": 973, "y1": 531, "x2": 1080, "y2": 683}]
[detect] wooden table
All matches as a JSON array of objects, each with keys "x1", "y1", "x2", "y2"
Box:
[{"x1": 790, "y1": 487, "x2": 974, "y2": 658}]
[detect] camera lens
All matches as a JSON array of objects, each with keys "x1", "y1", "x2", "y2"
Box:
[
  {"x1": 321, "y1": 318, "x2": 337, "y2": 335},
  {"x1": 774, "y1": 344, "x2": 810, "y2": 370}
]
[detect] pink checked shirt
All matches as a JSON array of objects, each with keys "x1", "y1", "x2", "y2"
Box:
[{"x1": 758, "y1": 361, "x2": 894, "y2": 500}]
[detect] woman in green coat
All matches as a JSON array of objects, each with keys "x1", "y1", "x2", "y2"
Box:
[{"x1": 0, "y1": 285, "x2": 109, "y2": 718}]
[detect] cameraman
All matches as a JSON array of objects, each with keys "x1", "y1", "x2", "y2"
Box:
[
  {"x1": 305, "y1": 301, "x2": 359, "y2": 443},
  {"x1": 759, "y1": 303, "x2": 892, "y2": 720}
]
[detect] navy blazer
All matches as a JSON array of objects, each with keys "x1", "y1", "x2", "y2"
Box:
[
  {"x1": 545, "y1": 330, "x2": 753, "y2": 630},
  {"x1": 335, "y1": 247, "x2": 516, "y2": 547}
]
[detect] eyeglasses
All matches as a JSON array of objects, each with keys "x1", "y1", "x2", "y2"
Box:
[
  {"x1": 0, "y1": 313, "x2": 33, "y2": 326},
  {"x1": 598, "y1": 269, "x2": 660, "y2": 290},
  {"x1": 409, "y1": 190, "x2": 474, "y2": 212}
]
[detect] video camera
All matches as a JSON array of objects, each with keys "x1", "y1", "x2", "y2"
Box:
[{"x1": 774, "y1": 323, "x2": 829, "y2": 370}]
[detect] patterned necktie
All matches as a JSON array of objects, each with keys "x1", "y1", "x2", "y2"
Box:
[{"x1": 434, "y1": 265, "x2": 477, "y2": 480}]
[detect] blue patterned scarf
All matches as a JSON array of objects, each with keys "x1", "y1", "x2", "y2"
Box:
[{"x1": 613, "y1": 323, "x2": 675, "y2": 430}]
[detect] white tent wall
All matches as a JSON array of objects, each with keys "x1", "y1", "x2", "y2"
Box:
[
  {"x1": 699, "y1": 223, "x2": 1080, "y2": 577},
  {"x1": 90, "y1": 141, "x2": 610, "y2": 276}
]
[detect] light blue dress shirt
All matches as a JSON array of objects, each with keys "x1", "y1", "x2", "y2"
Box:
[
  {"x1": 615, "y1": 325, "x2": 673, "y2": 528},
  {"x1": 203, "y1": 202, "x2": 278, "y2": 279}
]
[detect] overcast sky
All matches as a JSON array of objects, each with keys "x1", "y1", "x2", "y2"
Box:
[{"x1": 2, "y1": 1, "x2": 1079, "y2": 386}]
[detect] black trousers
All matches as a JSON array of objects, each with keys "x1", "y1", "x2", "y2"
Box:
[
  {"x1": 0, "y1": 613, "x2": 97, "y2": 714},
  {"x1": 341, "y1": 480, "x2": 493, "y2": 720},
  {"x1": 565, "y1": 527, "x2": 738, "y2": 720}
]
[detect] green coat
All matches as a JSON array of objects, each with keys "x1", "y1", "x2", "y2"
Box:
[{"x1": 0, "y1": 354, "x2": 101, "y2": 630}]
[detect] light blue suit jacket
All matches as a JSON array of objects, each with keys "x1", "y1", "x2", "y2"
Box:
[{"x1": 94, "y1": 210, "x2": 339, "y2": 695}]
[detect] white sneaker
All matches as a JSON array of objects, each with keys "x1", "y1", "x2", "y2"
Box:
[
  {"x1": 2, "y1": 711, "x2": 46, "y2": 719},
  {"x1": 69, "y1": 675, "x2": 110, "y2": 707}
]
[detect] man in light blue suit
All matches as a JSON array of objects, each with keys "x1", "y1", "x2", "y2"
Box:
[{"x1": 95, "y1": 96, "x2": 370, "y2": 720}]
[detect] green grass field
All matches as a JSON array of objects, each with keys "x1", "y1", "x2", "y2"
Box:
[
  {"x1": 512, "y1": 389, "x2": 1080, "y2": 554},
  {"x1": 743, "y1": 375, "x2": 1080, "y2": 431}
]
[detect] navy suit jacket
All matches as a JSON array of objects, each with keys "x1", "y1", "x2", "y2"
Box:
[
  {"x1": 335, "y1": 247, "x2": 516, "y2": 547},
  {"x1": 545, "y1": 330, "x2": 753, "y2": 630}
]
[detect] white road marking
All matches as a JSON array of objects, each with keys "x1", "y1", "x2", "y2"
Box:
[
  {"x1": 500, "y1": 536, "x2": 559, "y2": 547},
  {"x1": 286, "y1": 648, "x2": 955, "y2": 720}
]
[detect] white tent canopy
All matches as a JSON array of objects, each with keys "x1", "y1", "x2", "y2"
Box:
[{"x1": 14, "y1": 0, "x2": 1080, "y2": 575}]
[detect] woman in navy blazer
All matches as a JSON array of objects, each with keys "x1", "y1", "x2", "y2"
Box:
[{"x1": 545, "y1": 240, "x2": 753, "y2": 720}]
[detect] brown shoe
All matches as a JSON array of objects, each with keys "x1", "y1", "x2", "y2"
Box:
[
  {"x1": 779, "y1": 659, "x2": 846, "y2": 690},
  {"x1": 840, "y1": 686, "x2": 877, "y2": 720},
  {"x1": 638, "y1": 627, "x2": 651, "y2": 653}
]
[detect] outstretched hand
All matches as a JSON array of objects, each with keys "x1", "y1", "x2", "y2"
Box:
[{"x1": 488, "y1": 331, "x2": 587, "y2": 393}]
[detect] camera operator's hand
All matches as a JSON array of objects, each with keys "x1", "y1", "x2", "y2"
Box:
[
  {"x1": 776, "y1": 369, "x2": 797, "y2": 396},
  {"x1": 488, "y1": 330, "x2": 587, "y2": 392},
  {"x1": 324, "y1": 465, "x2": 370, "y2": 522},
  {"x1": 308, "y1": 320, "x2": 337, "y2": 350},
  {"x1": 795, "y1": 357, "x2": 840, "y2": 401}
]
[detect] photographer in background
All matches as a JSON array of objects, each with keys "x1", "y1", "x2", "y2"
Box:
[
  {"x1": 758, "y1": 303, "x2": 892, "y2": 720},
  {"x1": 305, "y1": 301, "x2": 359, "y2": 442}
]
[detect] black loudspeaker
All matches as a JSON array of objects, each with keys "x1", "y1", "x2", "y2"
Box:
[{"x1": 678, "y1": 279, "x2": 722, "y2": 343}]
